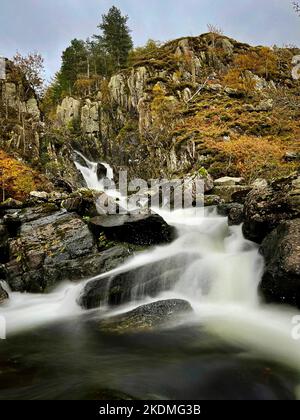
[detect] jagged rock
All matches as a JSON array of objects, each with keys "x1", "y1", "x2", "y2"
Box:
[
  {"x1": 97, "y1": 300, "x2": 193, "y2": 333},
  {"x1": 89, "y1": 212, "x2": 175, "y2": 246},
  {"x1": 0, "y1": 283, "x2": 8, "y2": 304},
  {"x1": 260, "y1": 219, "x2": 300, "y2": 308},
  {"x1": 243, "y1": 173, "x2": 300, "y2": 243}
]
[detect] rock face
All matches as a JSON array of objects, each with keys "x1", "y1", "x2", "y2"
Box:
[
  {"x1": 243, "y1": 173, "x2": 300, "y2": 243},
  {"x1": 217, "y1": 203, "x2": 244, "y2": 226},
  {"x1": 98, "y1": 299, "x2": 193, "y2": 333},
  {"x1": 259, "y1": 219, "x2": 300, "y2": 308},
  {"x1": 89, "y1": 212, "x2": 175, "y2": 246},
  {"x1": 0, "y1": 223, "x2": 9, "y2": 263}
]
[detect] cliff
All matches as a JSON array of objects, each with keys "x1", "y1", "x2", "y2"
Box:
[{"x1": 53, "y1": 33, "x2": 300, "y2": 182}]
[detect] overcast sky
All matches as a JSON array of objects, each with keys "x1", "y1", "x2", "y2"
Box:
[{"x1": 0, "y1": 0, "x2": 299, "y2": 80}]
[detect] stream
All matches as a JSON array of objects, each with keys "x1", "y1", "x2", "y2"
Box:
[{"x1": 0, "y1": 155, "x2": 300, "y2": 400}]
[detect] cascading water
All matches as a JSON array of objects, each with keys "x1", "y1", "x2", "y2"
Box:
[{"x1": 1, "y1": 156, "x2": 300, "y2": 399}]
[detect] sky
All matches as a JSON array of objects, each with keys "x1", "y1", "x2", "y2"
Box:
[{"x1": 0, "y1": 0, "x2": 299, "y2": 81}]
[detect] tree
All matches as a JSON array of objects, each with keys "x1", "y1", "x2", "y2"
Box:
[
  {"x1": 293, "y1": 2, "x2": 300, "y2": 15},
  {"x1": 12, "y1": 52, "x2": 45, "y2": 96},
  {"x1": 60, "y1": 39, "x2": 89, "y2": 95},
  {"x1": 96, "y1": 6, "x2": 133, "y2": 70}
]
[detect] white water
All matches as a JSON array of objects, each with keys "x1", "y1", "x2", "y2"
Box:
[{"x1": 1, "y1": 157, "x2": 300, "y2": 376}]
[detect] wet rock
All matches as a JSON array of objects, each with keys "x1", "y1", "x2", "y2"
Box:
[
  {"x1": 0, "y1": 283, "x2": 8, "y2": 304},
  {"x1": 89, "y1": 212, "x2": 175, "y2": 246},
  {"x1": 96, "y1": 163, "x2": 107, "y2": 180},
  {"x1": 45, "y1": 245, "x2": 132, "y2": 289},
  {"x1": 217, "y1": 203, "x2": 244, "y2": 226},
  {"x1": 204, "y1": 195, "x2": 223, "y2": 207},
  {"x1": 80, "y1": 254, "x2": 193, "y2": 310},
  {"x1": 243, "y1": 173, "x2": 300, "y2": 243},
  {"x1": 5, "y1": 211, "x2": 97, "y2": 292},
  {"x1": 98, "y1": 299, "x2": 193, "y2": 333},
  {"x1": 260, "y1": 219, "x2": 300, "y2": 308}
]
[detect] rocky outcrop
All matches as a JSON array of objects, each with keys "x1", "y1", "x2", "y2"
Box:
[
  {"x1": 260, "y1": 219, "x2": 300, "y2": 308},
  {"x1": 0, "y1": 223, "x2": 9, "y2": 263},
  {"x1": 243, "y1": 173, "x2": 300, "y2": 243},
  {"x1": 97, "y1": 299, "x2": 193, "y2": 333}
]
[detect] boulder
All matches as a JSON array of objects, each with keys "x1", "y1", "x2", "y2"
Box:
[
  {"x1": 80, "y1": 253, "x2": 193, "y2": 309},
  {"x1": 97, "y1": 299, "x2": 193, "y2": 333},
  {"x1": 212, "y1": 185, "x2": 250, "y2": 204},
  {"x1": 5, "y1": 211, "x2": 97, "y2": 292},
  {"x1": 0, "y1": 198, "x2": 23, "y2": 211},
  {"x1": 0, "y1": 283, "x2": 8, "y2": 304},
  {"x1": 96, "y1": 163, "x2": 107, "y2": 180},
  {"x1": 260, "y1": 219, "x2": 300, "y2": 308},
  {"x1": 217, "y1": 203, "x2": 244, "y2": 226},
  {"x1": 214, "y1": 177, "x2": 244, "y2": 187},
  {"x1": 243, "y1": 173, "x2": 300, "y2": 243},
  {"x1": 89, "y1": 212, "x2": 175, "y2": 246}
]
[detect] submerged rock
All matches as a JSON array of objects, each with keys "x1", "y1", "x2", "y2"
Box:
[
  {"x1": 98, "y1": 299, "x2": 193, "y2": 333},
  {"x1": 89, "y1": 211, "x2": 175, "y2": 246},
  {"x1": 260, "y1": 219, "x2": 300, "y2": 308},
  {"x1": 243, "y1": 173, "x2": 300, "y2": 243}
]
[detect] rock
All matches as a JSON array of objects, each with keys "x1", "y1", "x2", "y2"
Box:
[
  {"x1": 284, "y1": 152, "x2": 300, "y2": 162},
  {"x1": 5, "y1": 211, "x2": 97, "y2": 292},
  {"x1": 245, "y1": 99, "x2": 274, "y2": 112},
  {"x1": 0, "y1": 283, "x2": 8, "y2": 304},
  {"x1": 243, "y1": 173, "x2": 300, "y2": 243},
  {"x1": 217, "y1": 203, "x2": 244, "y2": 225},
  {"x1": 29, "y1": 191, "x2": 49, "y2": 200},
  {"x1": 260, "y1": 219, "x2": 300, "y2": 308},
  {"x1": 0, "y1": 198, "x2": 23, "y2": 210},
  {"x1": 204, "y1": 195, "x2": 222, "y2": 207},
  {"x1": 80, "y1": 253, "x2": 193, "y2": 310},
  {"x1": 96, "y1": 163, "x2": 107, "y2": 180},
  {"x1": 212, "y1": 185, "x2": 250, "y2": 204},
  {"x1": 0, "y1": 223, "x2": 9, "y2": 263},
  {"x1": 45, "y1": 245, "x2": 132, "y2": 288},
  {"x1": 214, "y1": 177, "x2": 244, "y2": 187},
  {"x1": 89, "y1": 212, "x2": 175, "y2": 246},
  {"x1": 97, "y1": 299, "x2": 193, "y2": 333},
  {"x1": 251, "y1": 178, "x2": 268, "y2": 189},
  {"x1": 56, "y1": 96, "x2": 80, "y2": 126}
]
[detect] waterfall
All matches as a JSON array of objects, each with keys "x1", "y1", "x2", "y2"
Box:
[{"x1": 1, "y1": 159, "x2": 300, "y2": 376}]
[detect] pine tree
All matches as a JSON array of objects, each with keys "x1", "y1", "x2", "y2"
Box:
[
  {"x1": 60, "y1": 39, "x2": 89, "y2": 94},
  {"x1": 96, "y1": 6, "x2": 133, "y2": 70}
]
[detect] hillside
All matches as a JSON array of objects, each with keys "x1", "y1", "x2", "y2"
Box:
[{"x1": 1, "y1": 33, "x2": 300, "y2": 199}]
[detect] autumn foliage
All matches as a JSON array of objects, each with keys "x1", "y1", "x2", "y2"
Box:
[{"x1": 0, "y1": 150, "x2": 50, "y2": 201}]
